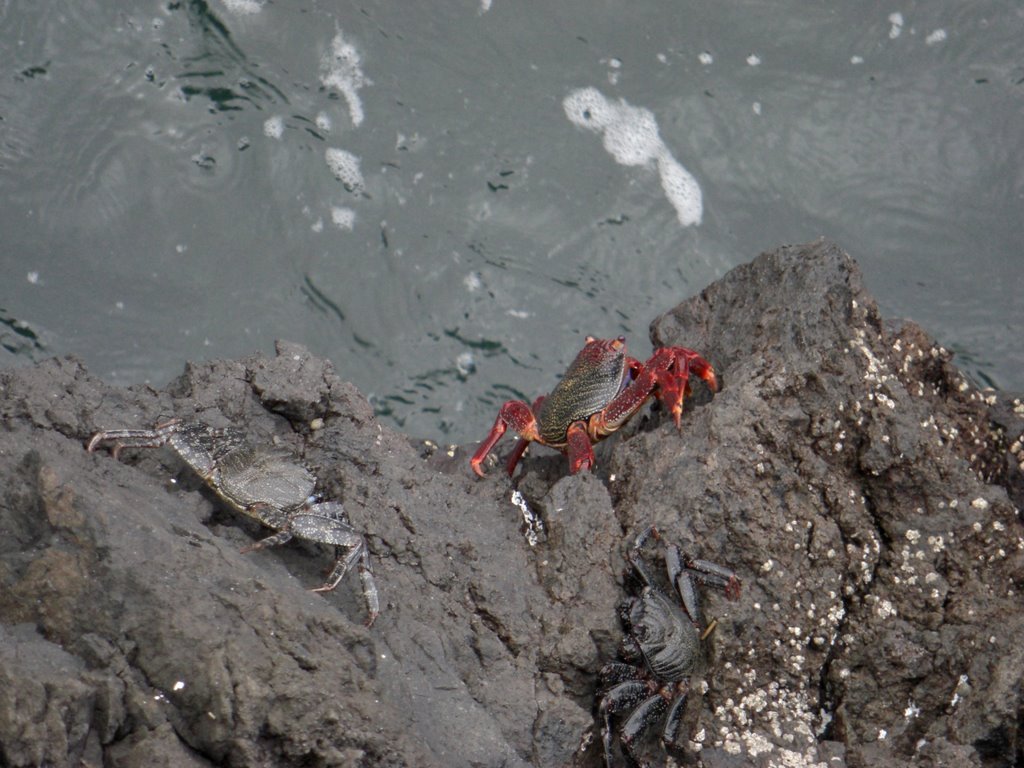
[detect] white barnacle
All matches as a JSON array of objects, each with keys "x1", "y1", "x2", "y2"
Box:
[
  {"x1": 950, "y1": 673, "x2": 970, "y2": 707},
  {"x1": 875, "y1": 599, "x2": 896, "y2": 619}
]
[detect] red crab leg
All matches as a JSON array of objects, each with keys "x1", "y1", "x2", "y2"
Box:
[
  {"x1": 503, "y1": 438, "x2": 529, "y2": 476},
  {"x1": 566, "y1": 421, "x2": 596, "y2": 474},
  {"x1": 653, "y1": 348, "x2": 719, "y2": 429},
  {"x1": 598, "y1": 346, "x2": 718, "y2": 433},
  {"x1": 470, "y1": 399, "x2": 541, "y2": 477},
  {"x1": 501, "y1": 396, "x2": 546, "y2": 475}
]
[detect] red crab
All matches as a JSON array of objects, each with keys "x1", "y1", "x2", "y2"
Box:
[{"x1": 470, "y1": 336, "x2": 718, "y2": 477}]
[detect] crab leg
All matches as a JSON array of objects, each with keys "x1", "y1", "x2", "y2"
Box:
[
  {"x1": 470, "y1": 398, "x2": 542, "y2": 477},
  {"x1": 228, "y1": 499, "x2": 381, "y2": 626},
  {"x1": 652, "y1": 348, "x2": 719, "y2": 429},
  {"x1": 681, "y1": 557, "x2": 743, "y2": 601},
  {"x1": 600, "y1": 661, "x2": 644, "y2": 685},
  {"x1": 316, "y1": 537, "x2": 366, "y2": 591},
  {"x1": 503, "y1": 438, "x2": 529, "y2": 476},
  {"x1": 495, "y1": 395, "x2": 546, "y2": 475},
  {"x1": 312, "y1": 539, "x2": 379, "y2": 626},
  {"x1": 619, "y1": 694, "x2": 668, "y2": 764},
  {"x1": 86, "y1": 420, "x2": 181, "y2": 458},
  {"x1": 629, "y1": 526, "x2": 741, "y2": 620},
  {"x1": 290, "y1": 503, "x2": 380, "y2": 625},
  {"x1": 241, "y1": 530, "x2": 294, "y2": 553},
  {"x1": 600, "y1": 347, "x2": 719, "y2": 433},
  {"x1": 626, "y1": 526, "x2": 663, "y2": 586},
  {"x1": 357, "y1": 555, "x2": 380, "y2": 627},
  {"x1": 660, "y1": 685, "x2": 690, "y2": 754},
  {"x1": 566, "y1": 421, "x2": 596, "y2": 474},
  {"x1": 598, "y1": 679, "x2": 652, "y2": 768}
]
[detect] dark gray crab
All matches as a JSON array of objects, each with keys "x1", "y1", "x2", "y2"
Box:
[
  {"x1": 87, "y1": 418, "x2": 379, "y2": 626},
  {"x1": 598, "y1": 526, "x2": 741, "y2": 767}
]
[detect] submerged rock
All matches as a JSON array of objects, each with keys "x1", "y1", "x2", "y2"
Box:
[{"x1": 1, "y1": 240, "x2": 1020, "y2": 767}]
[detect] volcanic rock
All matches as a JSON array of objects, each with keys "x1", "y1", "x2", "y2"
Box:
[{"x1": 1, "y1": 240, "x2": 1021, "y2": 767}]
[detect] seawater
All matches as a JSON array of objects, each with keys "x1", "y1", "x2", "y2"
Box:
[{"x1": 1, "y1": 1, "x2": 1021, "y2": 442}]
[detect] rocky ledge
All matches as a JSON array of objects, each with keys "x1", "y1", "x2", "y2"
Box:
[{"x1": 2, "y1": 240, "x2": 1022, "y2": 768}]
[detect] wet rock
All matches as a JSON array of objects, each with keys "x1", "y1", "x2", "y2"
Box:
[{"x1": 0, "y1": 240, "x2": 1020, "y2": 767}]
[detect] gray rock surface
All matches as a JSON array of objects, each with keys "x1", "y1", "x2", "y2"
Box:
[{"x1": 1, "y1": 240, "x2": 1021, "y2": 767}]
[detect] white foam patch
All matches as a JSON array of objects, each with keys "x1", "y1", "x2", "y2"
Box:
[
  {"x1": 456, "y1": 352, "x2": 475, "y2": 376},
  {"x1": 888, "y1": 12, "x2": 904, "y2": 39},
  {"x1": 605, "y1": 57, "x2": 622, "y2": 85},
  {"x1": 563, "y1": 87, "x2": 615, "y2": 132},
  {"x1": 320, "y1": 32, "x2": 368, "y2": 127},
  {"x1": 263, "y1": 115, "x2": 284, "y2": 139},
  {"x1": 563, "y1": 87, "x2": 703, "y2": 227},
  {"x1": 656, "y1": 150, "x2": 703, "y2": 228},
  {"x1": 600, "y1": 104, "x2": 661, "y2": 166},
  {"x1": 925, "y1": 29, "x2": 947, "y2": 45},
  {"x1": 325, "y1": 147, "x2": 364, "y2": 192},
  {"x1": 221, "y1": 0, "x2": 262, "y2": 14},
  {"x1": 330, "y1": 206, "x2": 355, "y2": 230}
]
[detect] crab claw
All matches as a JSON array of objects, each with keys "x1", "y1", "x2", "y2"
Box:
[
  {"x1": 648, "y1": 347, "x2": 719, "y2": 431},
  {"x1": 652, "y1": 372, "x2": 690, "y2": 432},
  {"x1": 688, "y1": 355, "x2": 719, "y2": 394},
  {"x1": 470, "y1": 455, "x2": 489, "y2": 478}
]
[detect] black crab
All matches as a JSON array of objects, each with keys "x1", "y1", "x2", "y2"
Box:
[
  {"x1": 87, "y1": 418, "x2": 379, "y2": 626},
  {"x1": 598, "y1": 526, "x2": 741, "y2": 767}
]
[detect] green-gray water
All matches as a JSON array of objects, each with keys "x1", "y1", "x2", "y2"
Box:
[{"x1": 2, "y1": 1, "x2": 1021, "y2": 441}]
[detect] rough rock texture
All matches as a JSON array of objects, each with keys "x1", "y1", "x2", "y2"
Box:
[{"x1": 1, "y1": 240, "x2": 1022, "y2": 768}]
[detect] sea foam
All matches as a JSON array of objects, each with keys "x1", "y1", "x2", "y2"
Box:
[
  {"x1": 221, "y1": 0, "x2": 262, "y2": 14},
  {"x1": 320, "y1": 32, "x2": 368, "y2": 127},
  {"x1": 563, "y1": 87, "x2": 702, "y2": 227},
  {"x1": 325, "y1": 147, "x2": 364, "y2": 193}
]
